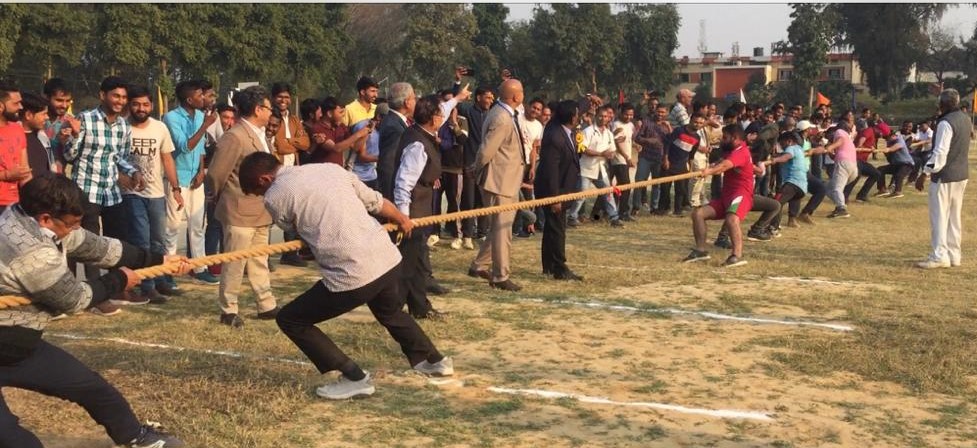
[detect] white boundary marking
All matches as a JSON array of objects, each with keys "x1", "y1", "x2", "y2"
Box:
[
  {"x1": 487, "y1": 387, "x2": 774, "y2": 421},
  {"x1": 520, "y1": 298, "x2": 854, "y2": 332},
  {"x1": 52, "y1": 333, "x2": 775, "y2": 422},
  {"x1": 49, "y1": 333, "x2": 313, "y2": 366}
]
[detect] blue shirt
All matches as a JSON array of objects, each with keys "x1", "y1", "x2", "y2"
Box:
[
  {"x1": 780, "y1": 143, "x2": 808, "y2": 193},
  {"x1": 351, "y1": 119, "x2": 378, "y2": 182},
  {"x1": 162, "y1": 107, "x2": 205, "y2": 187},
  {"x1": 886, "y1": 135, "x2": 914, "y2": 166}
]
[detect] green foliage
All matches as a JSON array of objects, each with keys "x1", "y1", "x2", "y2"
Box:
[
  {"x1": 775, "y1": 3, "x2": 838, "y2": 107},
  {"x1": 401, "y1": 4, "x2": 478, "y2": 94},
  {"x1": 472, "y1": 4, "x2": 509, "y2": 62},
  {"x1": 693, "y1": 82, "x2": 712, "y2": 100},
  {"x1": 0, "y1": 4, "x2": 26, "y2": 72},
  {"x1": 832, "y1": 3, "x2": 947, "y2": 98},
  {"x1": 529, "y1": 4, "x2": 623, "y2": 98},
  {"x1": 15, "y1": 4, "x2": 95, "y2": 73},
  {"x1": 612, "y1": 4, "x2": 680, "y2": 94}
]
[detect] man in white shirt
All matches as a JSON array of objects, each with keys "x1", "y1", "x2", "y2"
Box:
[
  {"x1": 515, "y1": 98, "x2": 544, "y2": 235},
  {"x1": 567, "y1": 105, "x2": 624, "y2": 228},
  {"x1": 121, "y1": 85, "x2": 181, "y2": 305},
  {"x1": 238, "y1": 151, "x2": 453, "y2": 400},
  {"x1": 609, "y1": 103, "x2": 636, "y2": 221},
  {"x1": 915, "y1": 89, "x2": 973, "y2": 269}
]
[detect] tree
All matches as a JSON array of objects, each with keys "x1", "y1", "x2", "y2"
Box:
[
  {"x1": 919, "y1": 25, "x2": 966, "y2": 84},
  {"x1": 530, "y1": 4, "x2": 622, "y2": 97},
  {"x1": 472, "y1": 4, "x2": 509, "y2": 61},
  {"x1": 832, "y1": 3, "x2": 948, "y2": 98},
  {"x1": 341, "y1": 4, "x2": 406, "y2": 99},
  {"x1": 0, "y1": 5, "x2": 26, "y2": 72},
  {"x1": 400, "y1": 4, "x2": 477, "y2": 94},
  {"x1": 775, "y1": 3, "x2": 838, "y2": 108},
  {"x1": 14, "y1": 4, "x2": 96, "y2": 76},
  {"x1": 964, "y1": 24, "x2": 977, "y2": 94},
  {"x1": 612, "y1": 4, "x2": 680, "y2": 94}
]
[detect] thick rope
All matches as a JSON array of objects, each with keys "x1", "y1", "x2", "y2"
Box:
[
  {"x1": 0, "y1": 151, "x2": 816, "y2": 309},
  {"x1": 383, "y1": 169, "x2": 705, "y2": 232},
  {"x1": 0, "y1": 240, "x2": 303, "y2": 310}
]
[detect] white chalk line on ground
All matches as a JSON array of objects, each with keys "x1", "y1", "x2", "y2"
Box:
[
  {"x1": 766, "y1": 276, "x2": 861, "y2": 287},
  {"x1": 520, "y1": 298, "x2": 854, "y2": 332},
  {"x1": 486, "y1": 386, "x2": 775, "y2": 421},
  {"x1": 50, "y1": 333, "x2": 772, "y2": 421},
  {"x1": 49, "y1": 333, "x2": 314, "y2": 367}
]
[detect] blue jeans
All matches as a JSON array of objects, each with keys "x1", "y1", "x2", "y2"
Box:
[
  {"x1": 124, "y1": 195, "x2": 167, "y2": 293},
  {"x1": 568, "y1": 173, "x2": 619, "y2": 221},
  {"x1": 632, "y1": 158, "x2": 662, "y2": 210}
]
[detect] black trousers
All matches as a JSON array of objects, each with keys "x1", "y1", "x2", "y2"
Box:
[
  {"x1": 607, "y1": 164, "x2": 632, "y2": 215},
  {"x1": 0, "y1": 341, "x2": 142, "y2": 447},
  {"x1": 440, "y1": 171, "x2": 467, "y2": 238},
  {"x1": 844, "y1": 160, "x2": 882, "y2": 201},
  {"x1": 657, "y1": 166, "x2": 689, "y2": 214},
  {"x1": 749, "y1": 195, "x2": 782, "y2": 231},
  {"x1": 541, "y1": 205, "x2": 568, "y2": 275},
  {"x1": 276, "y1": 263, "x2": 441, "y2": 374},
  {"x1": 73, "y1": 201, "x2": 128, "y2": 281},
  {"x1": 800, "y1": 173, "x2": 826, "y2": 216},
  {"x1": 770, "y1": 182, "x2": 805, "y2": 228},
  {"x1": 398, "y1": 230, "x2": 434, "y2": 317},
  {"x1": 460, "y1": 169, "x2": 480, "y2": 237},
  {"x1": 878, "y1": 163, "x2": 913, "y2": 193}
]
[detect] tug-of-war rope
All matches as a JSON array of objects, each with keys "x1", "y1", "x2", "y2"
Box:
[{"x1": 3, "y1": 149, "x2": 859, "y2": 310}]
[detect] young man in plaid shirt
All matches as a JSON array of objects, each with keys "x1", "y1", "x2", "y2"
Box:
[{"x1": 64, "y1": 76, "x2": 146, "y2": 315}]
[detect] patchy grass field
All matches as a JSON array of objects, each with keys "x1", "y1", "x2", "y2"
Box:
[{"x1": 10, "y1": 147, "x2": 977, "y2": 447}]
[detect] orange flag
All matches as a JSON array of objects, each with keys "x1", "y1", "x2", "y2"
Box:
[{"x1": 816, "y1": 92, "x2": 831, "y2": 106}]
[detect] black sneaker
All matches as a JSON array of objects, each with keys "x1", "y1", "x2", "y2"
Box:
[
  {"x1": 747, "y1": 229, "x2": 772, "y2": 242},
  {"x1": 155, "y1": 281, "x2": 182, "y2": 297},
  {"x1": 723, "y1": 255, "x2": 748, "y2": 268},
  {"x1": 827, "y1": 208, "x2": 851, "y2": 219},
  {"x1": 127, "y1": 424, "x2": 184, "y2": 447},
  {"x1": 220, "y1": 313, "x2": 244, "y2": 328},
  {"x1": 682, "y1": 249, "x2": 711, "y2": 263},
  {"x1": 279, "y1": 253, "x2": 309, "y2": 267},
  {"x1": 256, "y1": 307, "x2": 280, "y2": 320},
  {"x1": 714, "y1": 235, "x2": 732, "y2": 249},
  {"x1": 426, "y1": 281, "x2": 450, "y2": 295}
]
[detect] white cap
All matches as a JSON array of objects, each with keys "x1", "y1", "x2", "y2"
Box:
[{"x1": 796, "y1": 120, "x2": 814, "y2": 131}]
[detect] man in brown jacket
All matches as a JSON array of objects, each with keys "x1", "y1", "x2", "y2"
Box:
[
  {"x1": 468, "y1": 79, "x2": 526, "y2": 291},
  {"x1": 205, "y1": 85, "x2": 280, "y2": 327},
  {"x1": 270, "y1": 82, "x2": 311, "y2": 167}
]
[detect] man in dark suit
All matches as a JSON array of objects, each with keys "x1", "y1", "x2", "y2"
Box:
[
  {"x1": 377, "y1": 82, "x2": 416, "y2": 201},
  {"x1": 535, "y1": 100, "x2": 583, "y2": 281}
]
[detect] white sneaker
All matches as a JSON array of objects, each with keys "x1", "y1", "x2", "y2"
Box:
[
  {"x1": 450, "y1": 238, "x2": 463, "y2": 250},
  {"x1": 462, "y1": 238, "x2": 475, "y2": 250},
  {"x1": 315, "y1": 372, "x2": 375, "y2": 400},
  {"x1": 915, "y1": 259, "x2": 951, "y2": 269},
  {"x1": 413, "y1": 357, "x2": 454, "y2": 376},
  {"x1": 427, "y1": 234, "x2": 440, "y2": 248}
]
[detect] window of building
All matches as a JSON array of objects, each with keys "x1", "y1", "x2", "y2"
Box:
[
  {"x1": 701, "y1": 72, "x2": 713, "y2": 83},
  {"x1": 678, "y1": 73, "x2": 691, "y2": 83},
  {"x1": 827, "y1": 67, "x2": 845, "y2": 80},
  {"x1": 778, "y1": 69, "x2": 793, "y2": 81}
]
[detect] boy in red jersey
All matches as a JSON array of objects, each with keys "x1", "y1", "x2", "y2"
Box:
[{"x1": 683, "y1": 124, "x2": 754, "y2": 267}]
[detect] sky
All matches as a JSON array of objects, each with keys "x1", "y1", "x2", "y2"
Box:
[{"x1": 505, "y1": 3, "x2": 977, "y2": 59}]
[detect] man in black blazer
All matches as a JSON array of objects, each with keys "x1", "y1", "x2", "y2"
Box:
[
  {"x1": 534, "y1": 100, "x2": 583, "y2": 281},
  {"x1": 377, "y1": 82, "x2": 415, "y2": 200}
]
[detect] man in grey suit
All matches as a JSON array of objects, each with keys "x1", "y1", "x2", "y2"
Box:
[
  {"x1": 377, "y1": 82, "x2": 416, "y2": 201},
  {"x1": 468, "y1": 79, "x2": 526, "y2": 291},
  {"x1": 205, "y1": 86, "x2": 280, "y2": 327}
]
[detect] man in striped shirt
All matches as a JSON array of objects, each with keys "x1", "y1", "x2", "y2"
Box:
[{"x1": 64, "y1": 76, "x2": 146, "y2": 313}]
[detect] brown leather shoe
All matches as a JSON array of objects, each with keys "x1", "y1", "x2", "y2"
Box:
[
  {"x1": 490, "y1": 279, "x2": 522, "y2": 292},
  {"x1": 89, "y1": 301, "x2": 121, "y2": 316},
  {"x1": 467, "y1": 268, "x2": 491, "y2": 280},
  {"x1": 109, "y1": 290, "x2": 149, "y2": 306}
]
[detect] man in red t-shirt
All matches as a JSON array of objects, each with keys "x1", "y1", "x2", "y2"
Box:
[
  {"x1": 844, "y1": 120, "x2": 884, "y2": 202},
  {"x1": 683, "y1": 124, "x2": 754, "y2": 267},
  {"x1": 309, "y1": 96, "x2": 369, "y2": 166},
  {"x1": 0, "y1": 81, "x2": 32, "y2": 210}
]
